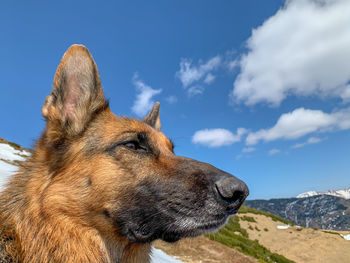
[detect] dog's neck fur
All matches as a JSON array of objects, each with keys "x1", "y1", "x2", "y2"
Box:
[{"x1": 0, "y1": 141, "x2": 151, "y2": 263}]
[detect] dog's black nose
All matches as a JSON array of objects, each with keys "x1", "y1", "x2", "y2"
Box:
[{"x1": 215, "y1": 177, "x2": 249, "y2": 212}]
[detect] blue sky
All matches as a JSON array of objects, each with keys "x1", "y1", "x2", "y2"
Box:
[{"x1": 1, "y1": 0, "x2": 349, "y2": 199}]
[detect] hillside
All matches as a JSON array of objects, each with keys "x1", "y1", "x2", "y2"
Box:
[
  {"x1": 236, "y1": 209, "x2": 350, "y2": 263},
  {"x1": 155, "y1": 206, "x2": 350, "y2": 263},
  {"x1": 154, "y1": 236, "x2": 257, "y2": 263},
  {"x1": 246, "y1": 195, "x2": 350, "y2": 230}
]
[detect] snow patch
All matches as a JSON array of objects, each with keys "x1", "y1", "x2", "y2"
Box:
[
  {"x1": 151, "y1": 247, "x2": 183, "y2": 263},
  {"x1": 297, "y1": 191, "x2": 319, "y2": 198},
  {"x1": 341, "y1": 234, "x2": 350, "y2": 241},
  {"x1": 0, "y1": 160, "x2": 18, "y2": 189},
  {"x1": 0, "y1": 142, "x2": 31, "y2": 190},
  {"x1": 297, "y1": 188, "x2": 350, "y2": 200},
  {"x1": 0, "y1": 143, "x2": 30, "y2": 162},
  {"x1": 277, "y1": 225, "x2": 290, "y2": 230}
]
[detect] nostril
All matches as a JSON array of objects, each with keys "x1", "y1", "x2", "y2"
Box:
[
  {"x1": 229, "y1": 190, "x2": 245, "y2": 204},
  {"x1": 215, "y1": 177, "x2": 249, "y2": 206},
  {"x1": 215, "y1": 184, "x2": 245, "y2": 205}
]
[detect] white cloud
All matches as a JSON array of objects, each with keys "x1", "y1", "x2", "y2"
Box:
[
  {"x1": 188, "y1": 85, "x2": 204, "y2": 97},
  {"x1": 204, "y1": 73, "x2": 215, "y2": 84},
  {"x1": 165, "y1": 95, "x2": 178, "y2": 104},
  {"x1": 231, "y1": 0, "x2": 350, "y2": 106},
  {"x1": 269, "y1": 149, "x2": 281, "y2": 155},
  {"x1": 176, "y1": 56, "x2": 221, "y2": 96},
  {"x1": 341, "y1": 85, "x2": 350, "y2": 103},
  {"x1": 227, "y1": 59, "x2": 238, "y2": 72},
  {"x1": 292, "y1": 137, "x2": 322, "y2": 149},
  {"x1": 131, "y1": 73, "x2": 162, "y2": 117},
  {"x1": 307, "y1": 137, "x2": 321, "y2": 144},
  {"x1": 246, "y1": 107, "x2": 350, "y2": 145},
  {"x1": 192, "y1": 128, "x2": 247, "y2": 147},
  {"x1": 242, "y1": 147, "x2": 256, "y2": 153}
]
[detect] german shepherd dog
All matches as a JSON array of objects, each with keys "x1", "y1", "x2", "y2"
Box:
[{"x1": 0, "y1": 45, "x2": 249, "y2": 263}]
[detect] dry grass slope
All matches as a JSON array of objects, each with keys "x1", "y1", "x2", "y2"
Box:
[
  {"x1": 239, "y1": 212, "x2": 350, "y2": 263},
  {"x1": 207, "y1": 214, "x2": 295, "y2": 263},
  {"x1": 156, "y1": 206, "x2": 350, "y2": 263}
]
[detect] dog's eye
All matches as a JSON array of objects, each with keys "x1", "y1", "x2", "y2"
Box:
[
  {"x1": 124, "y1": 142, "x2": 138, "y2": 150},
  {"x1": 123, "y1": 141, "x2": 147, "y2": 152}
]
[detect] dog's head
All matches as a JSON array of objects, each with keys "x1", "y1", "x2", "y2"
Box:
[{"x1": 40, "y1": 45, "x2": 249, "y2": 244}]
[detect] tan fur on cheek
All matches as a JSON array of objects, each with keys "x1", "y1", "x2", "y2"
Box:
[{"x1": 0, "y1": 45, "x2": 152, "y2": 263}]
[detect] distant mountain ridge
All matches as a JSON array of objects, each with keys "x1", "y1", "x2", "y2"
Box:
[
  {"x1": 246, "y1": 194, "x2": 350, "y2": 230},
  {"x1": 297, "y1": 187, "x2": 350, "y2": 199}
]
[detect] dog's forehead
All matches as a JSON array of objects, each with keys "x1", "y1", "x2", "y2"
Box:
[
  {"x1": 148, "y1": 127, "x2": 173, "y2": 150},
  {"x1": 99, "y1": 112, "x2": 171, "y2": 148}
]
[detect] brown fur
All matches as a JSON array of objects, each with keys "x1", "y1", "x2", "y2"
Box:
[{"x1": 0, "y1": 45, "x2": 248, "y2": 263}]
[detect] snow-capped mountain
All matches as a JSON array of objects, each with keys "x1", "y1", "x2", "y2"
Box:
[
  {"x1": 246, "y1": 194, "x2": 350, "y2": 231},
  {"x1": 246, "y1": 184, "x2": 350, "y2": 231},
  {"x1": 297, "y1": 188, "x2": 350, "y2": 200}
]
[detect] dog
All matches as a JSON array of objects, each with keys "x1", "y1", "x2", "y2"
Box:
[{"x1": 0, "y1": 45, "x2": 249, "y2": 263}]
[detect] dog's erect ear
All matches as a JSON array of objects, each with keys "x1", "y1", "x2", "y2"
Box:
[
  {"x1": 42, "y1": 44, "x2": 107, "y2": 138},
  {"x1": 143, "y1": 102, "x2": 161, "y2": 131}
]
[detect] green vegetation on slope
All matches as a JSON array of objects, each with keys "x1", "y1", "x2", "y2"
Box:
[
  {"x1": 0, "y1": 137, "x2": 28, "y2": 152},
  {"x1": 322, "y1": 230, "x2": 340, "y2": 236},
  {"x1": 240, "y1": 215, "x2": 257, "y2": 223},
  {"x1": 7, "y1": 142, "x2": 21, "y2": 150},
  {"x1": 239, "y1": 205, "x2": 295, "y2": 226},
  {"x1": 207, "y1": 206, "x2": 295, "y2": 263}
]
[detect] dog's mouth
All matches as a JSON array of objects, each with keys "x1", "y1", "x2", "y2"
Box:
[
  {"x1": 128, "y1": 228, "x2": 155, "y2": 243},
  {"x1": 161, "y1": 215, "x2": 229, "y2": 243},
  {"x1": 125, "y1": 213, "x2": 229, "y2": 243}
]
